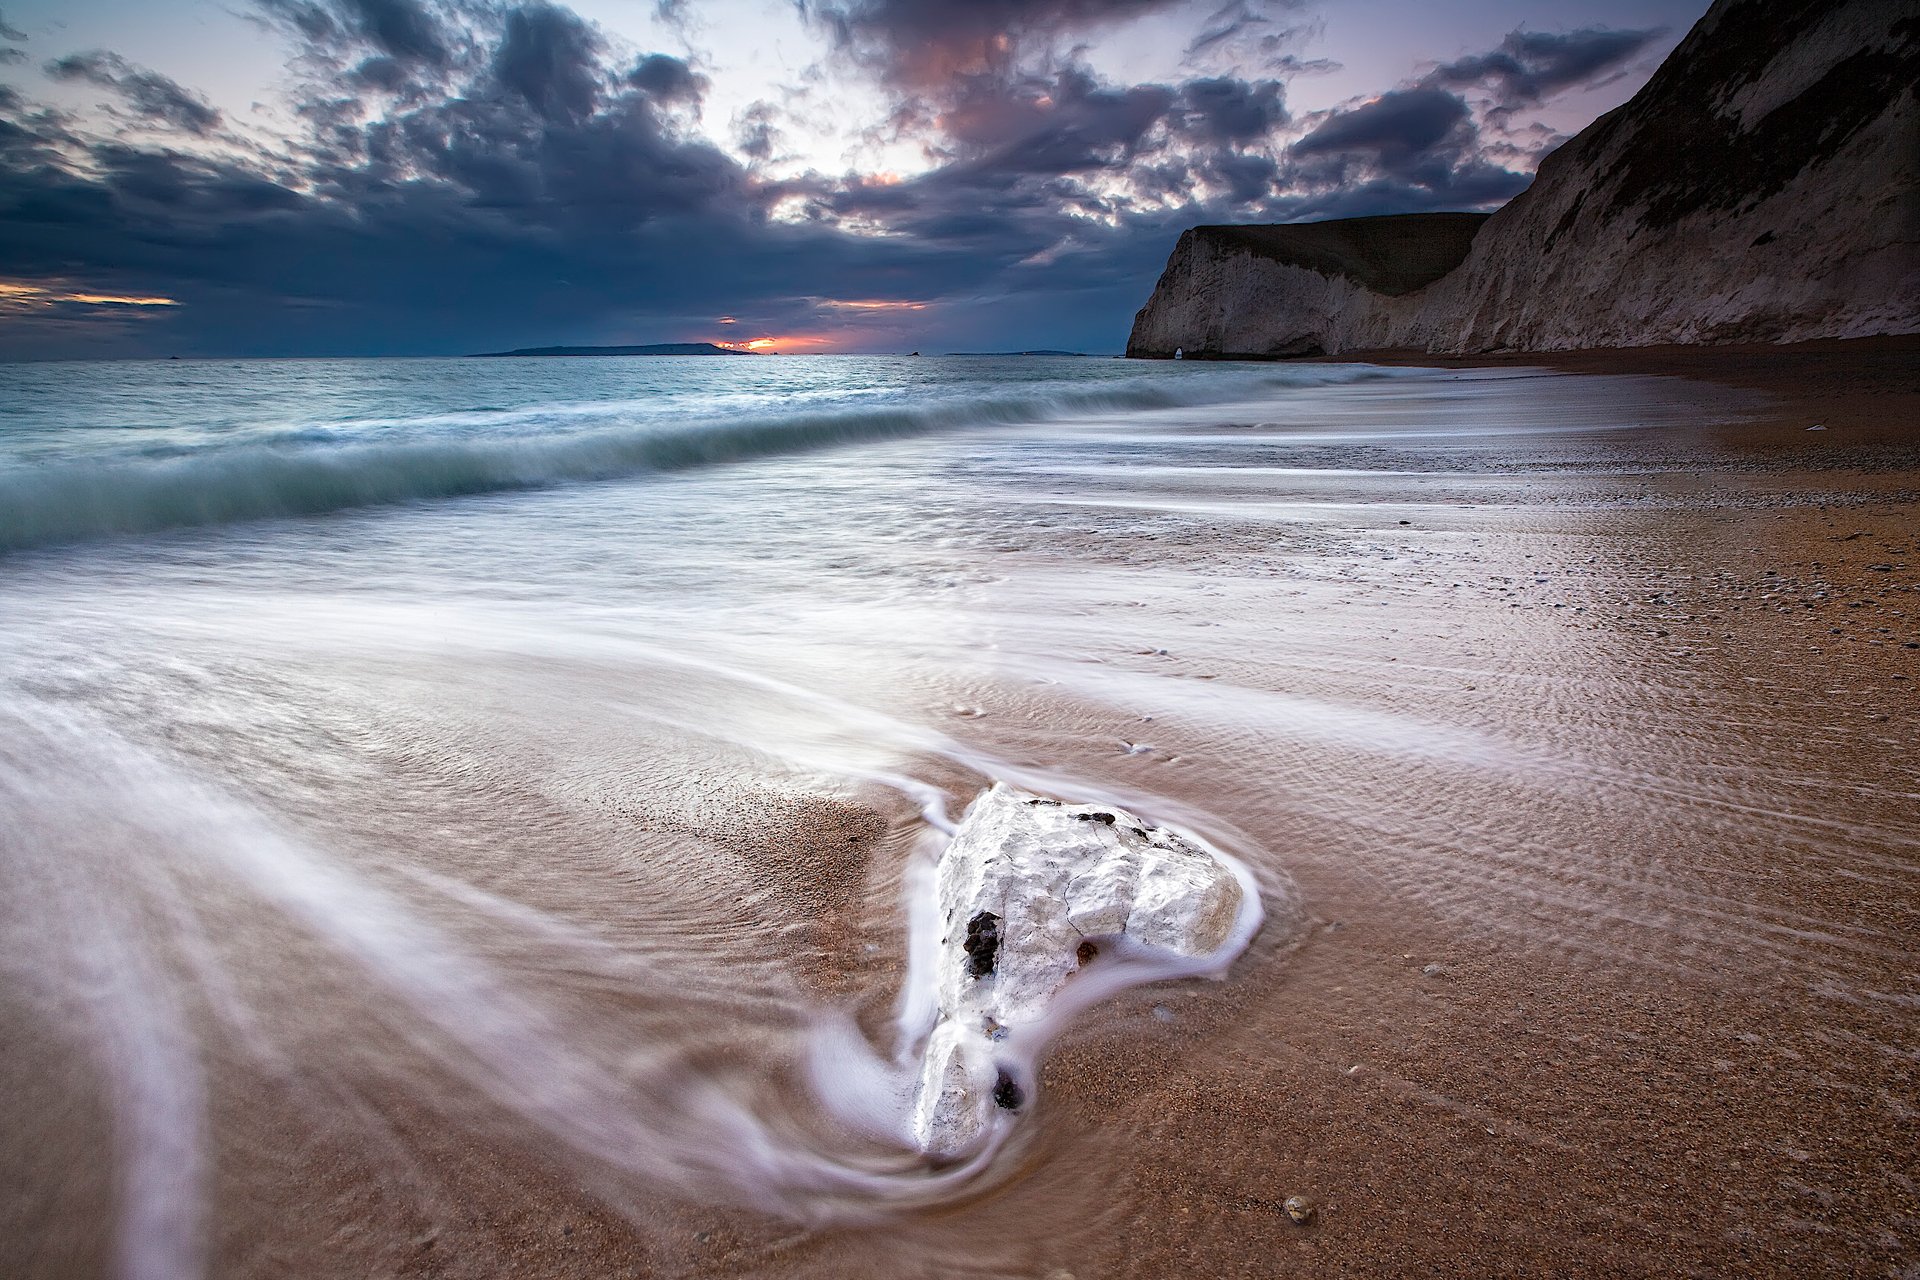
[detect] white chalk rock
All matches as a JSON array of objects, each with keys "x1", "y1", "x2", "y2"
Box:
[{"x1": 910, "y1": 783, "x2": 1250, "y2": 1157}]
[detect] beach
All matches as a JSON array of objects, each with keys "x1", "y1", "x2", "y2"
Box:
[{"x1": 1, "y1": 344, "x2": 1915, "y2": 1279}]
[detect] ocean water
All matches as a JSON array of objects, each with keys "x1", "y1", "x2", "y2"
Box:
[
  {"x1": 4, "y1": 355, "x2": 1915, "y2": 1279},
  {"x1": 0, "y1": 355, "x2": 1379, "y2": 552}
]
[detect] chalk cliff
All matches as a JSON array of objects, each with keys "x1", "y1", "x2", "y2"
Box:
[{"x1": 1127, "y1": 0, "x2": 1920, "y2": 357}]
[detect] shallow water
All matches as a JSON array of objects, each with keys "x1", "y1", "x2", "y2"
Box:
[{"x1": 2, "y1": 356, "x2": 1916, "y2": 1278}]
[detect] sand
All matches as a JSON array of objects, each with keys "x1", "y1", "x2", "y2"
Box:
[{"x1": 3, "y1": 337, "x2": 1916, "y2": 1279}]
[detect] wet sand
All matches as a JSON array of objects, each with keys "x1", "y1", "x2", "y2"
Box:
[{"x1": 3, "y1": 342, "x2": 1917, "y2": 1279}]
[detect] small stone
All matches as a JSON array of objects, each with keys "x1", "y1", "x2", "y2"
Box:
[
  {"x1": 1421, "y1": 962, "x2": 1446, "y2": 977},
  {"x1": 1284, "y1": 1194, "x2": 1316, "y2": 1224},
  {"x1": 1151, "y1": 1004, "x2": 1176, "y2": 1023}
]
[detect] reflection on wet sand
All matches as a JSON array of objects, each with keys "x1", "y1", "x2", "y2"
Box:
[{"x1": 2, "y1": 365, "x2": 1915, "y2": 1278}]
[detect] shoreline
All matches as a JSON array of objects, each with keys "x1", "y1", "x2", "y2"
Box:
[
  {"x1": 3, "y1": 351, "x2": 1915, "y2": 1279},
  {"x1": 1320, "y1": 333, "x2": 1920, "y2": 442}
]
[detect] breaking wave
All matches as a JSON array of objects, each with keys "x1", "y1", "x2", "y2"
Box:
[{"x1": 1, "y1": 364, "x2": 1402, "y2": 553}]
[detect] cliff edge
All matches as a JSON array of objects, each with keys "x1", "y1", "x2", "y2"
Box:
[{"x1": 1127, "y1": 0, "x2": 1920, "y2": 357}]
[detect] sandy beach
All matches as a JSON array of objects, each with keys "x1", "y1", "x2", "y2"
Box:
[{"x1": 2, "y1": 342, "x2": 1915, "y2": 1280}]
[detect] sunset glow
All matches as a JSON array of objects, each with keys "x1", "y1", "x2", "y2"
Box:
[
  {"x1": 0, "y1": 281, "x2": 180, "y2": 309},
  {"x1": 820, "y1": 299, "x2": 929, "y2": 312},
  {"x1": 714, "y1": 334, "x2": 836, "y2": 352}
]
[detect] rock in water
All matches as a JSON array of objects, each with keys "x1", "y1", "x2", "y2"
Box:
[{"x1": 910, "y1": 783, "x2": 1252, "y2": 1157}]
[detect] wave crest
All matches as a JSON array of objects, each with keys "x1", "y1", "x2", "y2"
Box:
[{"x1": 1, "y1": 365, "x2": 1396, "y2": 553}]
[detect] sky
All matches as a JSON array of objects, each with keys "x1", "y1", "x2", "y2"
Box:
[{"x1": 0, "y1": 0, "x2": 1711, "y2": 359}]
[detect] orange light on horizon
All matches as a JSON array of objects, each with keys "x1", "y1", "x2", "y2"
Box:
[
  {"x1": 713, "y1": 333, "x2": 837, "y2": 353},
  {"x1": 819, "y1": 298, "x2": 928, "y2": 312},
  {"x1": 0, "y1": 280, "x2": 180, "y2": 308}
]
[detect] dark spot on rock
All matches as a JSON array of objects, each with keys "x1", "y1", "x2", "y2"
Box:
[
  {"x1": 993, "y1": 1069, "x2": 1024, "y2": 1111},
  {"x1": 1076, "y1": 940, "x2": 1098, "y2": 966},
  {"x1": 1751, "y1": 229, "x2": 1776, "y2": 246},
  {"x1": 963, "y1": 912, "x2": 1001, "y2": 978},
  {"x1": 1076, "y1": 811, "x2": 1116, "y2": 824}
]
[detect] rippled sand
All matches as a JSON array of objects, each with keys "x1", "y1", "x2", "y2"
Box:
[{"x1": 2, "y1": 347, "x2": 1915, "y2": 1278}]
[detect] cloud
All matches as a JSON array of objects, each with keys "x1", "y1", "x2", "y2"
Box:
[
  {"x1": 44, "y1": 51, "x2": 224, "y2": 135},
  {"x1": 1431, "y1": 26, "x2": 1665, "y2": 116},
  {"x1": 0, "y1": 9, "x2": 22, "y2": 64},
  {"x1": 1293, "y1": 86, "x2": 1468, "y2": 167},
  {"x1": 1177, "y1": 76, "x2": 1286, "y2": 144},
  {"x1": 935, "y1": 66, "x2": 1176, "y2": 174},
  {"x1": 491, "y1": 2, "x2": 603, "y2": 122},
  {"x1": 628, "y1": 53, "x2": 704, "y2": 103},
  {"x1": 1185, "y1": 1, "x2": 1270, "y2": 56},
  {"x1": 256, "y1": 0, "x2": 453, "y2": 66},
  {"x1": 807, "y1": 0, "x2": 1177, "y2": 87}
]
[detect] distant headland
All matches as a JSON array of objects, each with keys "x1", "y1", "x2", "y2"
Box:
[{"x1": 473, "y1": 342, "x2": 752, "y2": 357}]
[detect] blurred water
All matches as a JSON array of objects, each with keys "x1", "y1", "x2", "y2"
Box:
[{"x1": 3, "y1": 356, "x2": 1914, "y2": 1279}]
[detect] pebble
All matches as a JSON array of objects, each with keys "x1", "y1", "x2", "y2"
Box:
[{"x1": 1284, "y1": 1194, "x2": 1317, "y2": 1224}]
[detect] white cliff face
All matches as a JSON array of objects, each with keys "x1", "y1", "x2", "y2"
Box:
[
  {"x1": 909, "y1": 784, "x2": 1254, "y2": 1158},
  {"x1": 1126, "y1": 237, "x2": 1403, "y2": 359},
  {"x1": 1127, "y1": 0, "x2": 1920, "y2": 357}
]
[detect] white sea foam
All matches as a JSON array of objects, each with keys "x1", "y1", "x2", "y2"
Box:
[{"x1": 0, "y1": 363, "x2": 1409, "y2": 552}]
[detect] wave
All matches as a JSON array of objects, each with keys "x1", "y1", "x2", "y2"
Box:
[{"x1": 0, "y1": 364, "x2": 1401, "y2": 553}]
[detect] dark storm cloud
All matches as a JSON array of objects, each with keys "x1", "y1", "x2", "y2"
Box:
[
  {"x1": 492, "y1": 2, "x2": 602, "y2": 122},
  {"x1": 0, "y1": 10, "x2": 27, "y2": 42},
  {"x1": 807, "y1": 0, "x2": 1176, "y2": 85},
  {"x1": 628, "y1": 53, "x2": 703, "y2": 102},
  {"x1": 1177, "y1": 76, "x2": 1285, "y2": 144},
  {"x1": 348, "y1": 55, "x2": 411, "y2": 90},
  {"x1": 1293, "y1": 86, "x2": 1468, "y2": 166},
  {"x1": 45, "y1": 51, "x2": 223, "y2": 135},
  {"x1": 257, "y1": 0, "x2": 453, "y2": 66},
  {"x1": 1284, "y1": 82, "x2": 1532, "y2": 214},
  {"x1": 1432, "y1": 26, "x2": 1664, "y2": 114},
  {"x1": 936, "y1": 66, "x2": 1175, "y2": 174},
  {"x1": 1202, "y1": 148, "x2": 1277, "y2": 202}
]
